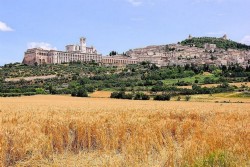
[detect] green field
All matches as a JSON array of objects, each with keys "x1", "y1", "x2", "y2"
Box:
[{"x1": 162, "y1": 74, "x2": 219, "y2": 85}]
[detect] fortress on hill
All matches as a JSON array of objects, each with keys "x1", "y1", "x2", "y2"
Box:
[{"x1": 23, "y1": 35, "x2": 250, "y2": 67}]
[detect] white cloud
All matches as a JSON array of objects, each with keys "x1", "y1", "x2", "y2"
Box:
[
  {"x1": 28, "y1": 42, "x2": 57, "y2": 50},
  {"x1": 126, "y1": 0, "x2": 155, "y2": 6},
  {"x1": 127, "y1": 0, "x2": 143, "y2": 6},
  {"x1": 240, "y1": 35, "x2": 250, "y2": 45},
  {"x1": 0, "y1": 21, "x2": 14, "y2": 32}
]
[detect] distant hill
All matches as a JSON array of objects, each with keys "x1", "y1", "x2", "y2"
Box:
[{"x1": 180, "y1": 37, "x2": 250, "y2": 50}]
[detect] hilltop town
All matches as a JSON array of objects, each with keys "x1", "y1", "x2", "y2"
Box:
[
  {"x1": 125, "y1": 35, "x2": 250, "y2": 67},
  {"x1": 22, "y1": 35, "x2": 250, "y2": 67}
]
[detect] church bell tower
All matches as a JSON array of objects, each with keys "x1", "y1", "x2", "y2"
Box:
[{"x1": 80, "y1": 37, "x2": 87, "y2": 53}]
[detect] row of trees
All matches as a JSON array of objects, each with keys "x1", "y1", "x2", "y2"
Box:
[
  {"x1": 110, "y1": 92, "x2": 193, "y2": 101},
  {"x1": 110, "y1": 91, "x2": 175, "y2": 101},
  {"x1": 150, "y1": 82, "x2": 235, "y2": 95},
  {"x1": 110, "y1": 92, "x2": 150, "y2": 100}
]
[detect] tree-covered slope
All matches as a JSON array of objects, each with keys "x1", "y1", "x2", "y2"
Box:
[
  {"x1": 1, "y1": 61, "x2": 250, "y2": 97},
  {"x1": 181, "y1": 37, "x2": 250, "y2": 50}
]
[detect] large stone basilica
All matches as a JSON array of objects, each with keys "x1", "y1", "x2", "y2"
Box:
[{"x1": 23, "y1": 37, "x2": 102, "y2": 65}]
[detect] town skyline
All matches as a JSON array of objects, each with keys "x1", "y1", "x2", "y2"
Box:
[
  {"x1": 22, "y1": 35, "x2": 250, "y2": 68},
  {"x1": 1, "y1": 0, "x2": 250, "y2": 65}
]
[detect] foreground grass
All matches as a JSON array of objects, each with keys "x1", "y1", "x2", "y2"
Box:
[{"x1": 0, "y1": 96, "x2": 249, "y2": 166}]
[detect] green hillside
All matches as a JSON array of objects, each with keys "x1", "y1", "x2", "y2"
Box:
[
  {"x1": 0, "y1": 62, "x2": 250, "y2": 97},
  {"x1": 181, "y1": 37, "x2": 250, "y2": 50}
]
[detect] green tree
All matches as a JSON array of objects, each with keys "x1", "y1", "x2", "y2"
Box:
[{"x1": 77, "y1": 87, "x2": 88, "y2": 97}]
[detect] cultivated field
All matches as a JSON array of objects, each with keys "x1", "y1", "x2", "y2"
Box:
[
  {"x1": 0, "y1": 95, "x2": 250, "y2": 166},
  {"x1": 4, "y1": 75, "x2": 57, "y2": 82},
  {"x1": 178, "y1": 82, "x2": 250, "y2": 89}
]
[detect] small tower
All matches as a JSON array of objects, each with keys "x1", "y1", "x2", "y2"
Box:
[
  {"x1": 222, "y1": 34, "x2": 228, "y2": 40},
  {"x1": 80, "y1": 37, "x2": 87, "y2": 53},
  {"x1": 188, "y1": 34, "x2": 193, "y2": 40}
]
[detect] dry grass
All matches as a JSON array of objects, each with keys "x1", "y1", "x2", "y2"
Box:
[
  {"x1": 189, "y1": 93, "x2": 250, "y2": 103},
  {"x1": 89, "y1": 91, "x2": 112, "y2": 98},
  {"x1": 0, "y1": 95, "x2": 250, "y2": 166}
]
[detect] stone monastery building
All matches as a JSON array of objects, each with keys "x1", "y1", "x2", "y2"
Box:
[
  {"x1": 23, "y1": 37, "x2": 138, "y2": 66},
  {"x1": 23, "y1": 37, "x2": 102, "y2": 65}
]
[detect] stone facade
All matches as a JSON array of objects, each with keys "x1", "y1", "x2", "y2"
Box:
[
  {"x1": 102, "y1": 55, "x2": 138, "y2": 66},
  {"x1": 23, "y1": 37, "x2": 138, "y2": 66},
  {"x1": 23, "y1": 37, "x2": 102, "y2": 65}
]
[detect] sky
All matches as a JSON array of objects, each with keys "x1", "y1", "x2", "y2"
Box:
[{"x1": 0, "y1": 0, "x2": 250, "y2": 65}]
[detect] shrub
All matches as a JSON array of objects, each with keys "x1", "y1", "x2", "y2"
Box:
[
  {"x1": 71, "y1": 87, "x2": 88, "y2": 97},
  {"x1": 77, "y1": 88, "x2": 88, "y2": 97},
  {"x1": 141, "y1": 94, "x2": 150, "y2": 100},
  {"x1": 71, "y1": 89, "x2": 77, "y2": 97},
  {"x1": 154, "y1": 94, "x2": 171, "y2": 101},
  {"x1": 134, "y1": 93, "x2": 141, "y2": 100},
  {"x1": 134, "y1": 92, "x2": 150, "y2": 100},
  {"x1": 0, "y1": 93, "x2": 22, "y2": 97},
  {"x1": 120, "y1": 86, "x2": 126, "y2": 91},
  {"x1": 185, "y1": 95, "x2": 191, "y2": 101},
  {"x1": 23, "y1": 92, "x2": 36, "y2": 96},
  {"x1": 110, "y1": 92, "x2": 118, "y2": 98},
  {"x1": 123, "y1": 93, "x2": 133, "y2": 100},
  {"x1": 175, "y1": 81, "x2": 191, "y2": 86},
  {"x1": 151, "y1": 85, "x2": 164, "y2": 92},
  {"x1": 85, "y1": 85, "x2": 95, "y2": 93},
  {"x1": 110, "y1": 91, "x2": 125, "y2": 99},
  {"x1": 110, "y1": 92, "x2": 149, "y2": 100}
]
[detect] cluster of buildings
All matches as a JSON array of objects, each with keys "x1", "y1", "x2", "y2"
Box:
[
  {"x1": 23, "y1": 36, "x2": 250, "y2": 67},
  {"x1": 23, "y1": 37, "x2": 138, "y2": 66},
  {"x1": 23, "y1": 38, "x2": 102, "y2": 65}
]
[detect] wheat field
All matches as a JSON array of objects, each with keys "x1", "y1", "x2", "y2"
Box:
[{"x1": 0, "y1": 95, "x2": 249, "y2": 166}]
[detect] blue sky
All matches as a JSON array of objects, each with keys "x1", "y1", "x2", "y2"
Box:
[{"x1": 0, "y1": 0, "x2": 250, "y2": 65}]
